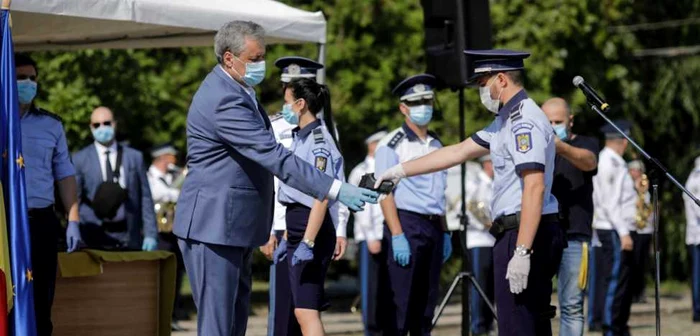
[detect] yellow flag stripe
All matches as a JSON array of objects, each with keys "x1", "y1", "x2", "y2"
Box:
[{"x1": 0, "y1": 182, "x2": 13, "y2": 311}]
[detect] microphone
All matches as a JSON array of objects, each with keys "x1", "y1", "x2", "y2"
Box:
[{"x1": 572, "y1": 76, "x2": 610, "y2": 112}]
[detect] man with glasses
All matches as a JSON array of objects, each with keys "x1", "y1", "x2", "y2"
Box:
[
  {"x1": 16, "y1": 53, "x2": 83, "y2": 335},
  {"x1": 73, "y1": 106, "x2": 158, "y2": 251}
]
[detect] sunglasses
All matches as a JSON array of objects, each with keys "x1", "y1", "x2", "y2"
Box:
[
  {"x1": 92, "y1": 121, "x2": 113, "y2": 128},
  {"x1": 17, "y1": 74, "x2": 37, "y2": 82}
]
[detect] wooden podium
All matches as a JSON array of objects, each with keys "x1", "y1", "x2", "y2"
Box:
[{"x1": 52, "y1": 250, "x2": 176, "y2": 336}]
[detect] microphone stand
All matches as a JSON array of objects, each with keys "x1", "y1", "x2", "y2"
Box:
[{"x1": 587, "y1": 102, "x2": 700, "y2": 336}]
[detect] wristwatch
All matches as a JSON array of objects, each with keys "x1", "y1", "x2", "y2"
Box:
[
  {"x1": 514, "y1": 245, "x2": 533, "y2": 257},
  {"x1": 303, "y1": 239, "x2": 315, "y2": 248}
]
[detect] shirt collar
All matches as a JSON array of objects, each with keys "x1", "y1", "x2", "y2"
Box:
[
  {"x1": 94, "y1": 141, "x2": 117, "y2": 154},
  {"x1": 603, "y1": 146, "x2": 625, "y2": 164},
  {"x1": 401, "y1": 123, "x2": 434, "y2": 143},
  {"x1": 498, "y1": 89, "x2": 528, "y2": 117},
  {"x1": 293, "y1": 119, "x2": 322, "y2": 140},
  {"x1": 219, "y1": 65, "x2": 255, "y2": 97},
  {"x1": 148, "y1": 165, "x2": 165, "y2": 178}
]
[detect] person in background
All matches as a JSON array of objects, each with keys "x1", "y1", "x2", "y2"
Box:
[
  {"x1": 147, "y1": 143, "x2": 187, "y2": 331},
  {"x1": 684, "y1": 156, "x2": 700, "y2": 323},
  {"x1": 16, "y1": 53, "x2": 83, "y2": 335},
  {"x1": 375, "y1": 74, "x2": 451, "y2": 335},
  {"x1": 542, "y1": 97, "x2": 598, "y2": 336},
  {"x1": 627, "y1": 159, "x2": 653, "y2": 304},
  {"x1": 348, "y1": 128, "x2": 388, "y2": 336},
  {"x1": 73, "y1": 106, "x2": 158, "y2": 251}
]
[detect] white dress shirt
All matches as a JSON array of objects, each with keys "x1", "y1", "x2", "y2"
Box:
[
  {"x1": 147, "y1": 165, "x2": 180, "y2": 203},
  {"x1": 349, "y1": 156, "x2": 384, "y2": 241},
  {"x1": 592, "y1": 147, "x2": 637, "y2": 236},
  {"x1": 94, "y1": 141, "x2": 126, "y2": 222},
  {"x1": 684, "y1": 162, "x2": 700, "y2": 245}
]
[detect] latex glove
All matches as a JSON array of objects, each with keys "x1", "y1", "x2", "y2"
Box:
[
  {"x1": 374, "y1": 164, "x2": 406, "y2": 190},
  {"x1": 142, "y1": 237, "x2": 158, "y2": 251},
  {"x1": 505, "y1": 253, "x2": 531, "y2": 294},
  {"x1": 66, "y1": 221, "x2": 83, "y2": 253},
  {"x1": 442, "y1": 233, "x2": 452, "y2": 264},
  {"x1": 338, "y1": 183, "x2": 379, "y2": 212},
  {"x1": 391, "y1": 234, "x2": 411, "y2": 267},
  {"x1": 273, "y1": 239, "x2": 288, "y2": 264},
  {"x1": 292, "y1": 242, "x2": 314, "y2": 266}
]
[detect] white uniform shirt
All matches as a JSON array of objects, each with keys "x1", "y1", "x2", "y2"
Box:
[
  {"x1": 445, "y1": 163, "x2": 495, "y2": 249},
  {"x1": 348, "y1": 156, "x2": 385, "y2": 241},
  {"x1": 94, "y1": 141, "x2": 126, "y2": 222},
  {"x1": 147, "y1": 165, "x2": 180, "y2": 203},
  {"x1": 592, "y1": 147, "x2": 636, "y2": 236},
  {"x1": 684, "y1": 163, "x2": 700, "y2": 245}
]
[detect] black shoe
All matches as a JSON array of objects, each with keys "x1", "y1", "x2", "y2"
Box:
[{"x1": 171, "y1": 322, "x2": 187, "y2": 332}]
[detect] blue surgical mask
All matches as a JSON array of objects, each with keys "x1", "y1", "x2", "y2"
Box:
[
  {"x1": 408, "y1": 105, "x2": 433, "y2": 126},
  {"x1": 553, "y1": 124, "x2": 568, "y2": 140},
  {"x1": 17, "y1": 79, "x2": 37, "y2": 104},
  {"x1": 235, "y1": 57, "x2": 266, "y2": 86},
  {"x1": 92, "y1": 126, "x2": 115, "y2": 144},
  {"x1": 281, "y1": 103, "x2": 299, "y2": 125}
]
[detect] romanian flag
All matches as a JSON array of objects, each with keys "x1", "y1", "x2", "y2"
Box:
[{"x1": 0, "y1": 6, "x2": 37, "y2": 336}]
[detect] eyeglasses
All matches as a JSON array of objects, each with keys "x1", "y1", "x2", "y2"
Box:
[{"x1": 91, "y1": 121, "x2": 112, "y2": 128}]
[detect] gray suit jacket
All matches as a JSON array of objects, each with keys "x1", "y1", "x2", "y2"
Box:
[
  {"x1": 73, "y1": 144, "x2": 157, "y2": 249},
  {"x1": 173, "y1": 66, "x2": 334, "y2": 247}
]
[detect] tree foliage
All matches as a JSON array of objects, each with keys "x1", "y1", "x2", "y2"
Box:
[{"x1": 27, "y1": 0, "x2": 700, "y2": 279}]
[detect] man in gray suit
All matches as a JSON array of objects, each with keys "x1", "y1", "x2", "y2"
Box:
[
  {"x1": 74, "y1": 106, "x2": 158, "y2": 251},
  {"x1": 173, "y1": 21, "x2": 378, "y2": 335}
]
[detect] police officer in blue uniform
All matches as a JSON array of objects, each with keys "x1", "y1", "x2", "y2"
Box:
[
  {"x1": 16, "y1": 53, "x2": 84, "y2": 335},
  {"x1": 374, "y1": 74, "x2": 452, "y2": 335},
  {"x1": 376, "y1": 50, "x2": 565, "y2": 336},
  {"x1": 274, "y1": 77, "x2": 346, "y2": 335}
]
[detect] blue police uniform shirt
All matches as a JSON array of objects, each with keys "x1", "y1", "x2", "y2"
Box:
[
  {"x1": 375, "y1": 123, "x2": 447, "y2": 215},
  {"x1": 471, "y1": 90, "x2": 559, "y2": 219},
  {"x1": 20, "y1": 107, "x2": 76, "y2": 209},
  {"x1": 278, "y1": 119, "x2": 345, "y2": 227}
]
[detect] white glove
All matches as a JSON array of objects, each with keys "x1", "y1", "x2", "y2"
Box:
[
  {"x1": 505, "y1": 252, "x2": 531, "y2": 294},
  {"x1": 375, "y1": 164, "x2": 406, "y2": 189}
]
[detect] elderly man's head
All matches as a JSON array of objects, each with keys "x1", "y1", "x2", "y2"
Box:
[
  {"x1": 90, "y1": 106, "x2": 116, "y2": 145},
  {"x1": 215, "y1": 21, "x2": 267, "y2": 87},
  {"x1": 542, "y1": 97, "x2": 572, "y2": 141}
]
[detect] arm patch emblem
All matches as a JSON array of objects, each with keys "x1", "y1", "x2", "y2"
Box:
[
  {"x1": 315, "y1": 156, "x2": 328, "y2": 171},
  {"x1": 515, "y1": 132, "x2": 532, "y2": 153}
]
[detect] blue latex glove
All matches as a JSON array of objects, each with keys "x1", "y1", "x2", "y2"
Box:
[
  {"x1": 273, "y1": 239, "x2": 288, "y2": 264},
  {"x1": 142, "y1": 237, "x2": 158, "y2": 251},
  {"x1": 66, "y1": 221, "x2": 83, "y2": 253},
  {"x1": 338, "y1": 183, "x2": 379, "y2": 212},
  {"x1": 391, "y1": 234, "x2": 411, "y2": 267},
  {"x1": 292, "y1": 242, "x2": 314, "y2": 266},
  {"x1": 442, "y1": 233, "x2": 452, "y2": 264}
]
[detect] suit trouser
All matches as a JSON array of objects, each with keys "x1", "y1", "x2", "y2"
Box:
[
  {"x1": 468, "y1": 247, "x2": 495, "y2": 335},
  {"x1": 631, "y1": 233, "x2": 652, "y2": 301},
  {"x1": 268, "y1": 230, "x2": 301, "y2": 336},
  {"x1": 28, "y1": 206, "x2": 60, "y2": 336},
  {"x1": 381, "y1": 210, "x2": 443, "y2": 336},
  {"x1": 493, "y1": 222, "x2": 565, "y2": 336},
  {"x1": 178, "y1": 238, "x2": 252, "y2": 336},
  {"x1": 689, "y1": 244, "x2": 700, "y2": 321},
  {"x1": 599, "y1": 230, "x2": 636, "y2": 336},
  {"x1": 588, "y1": 240, "x2": 610, "y2": 330},
  {"x1": 359, "y1": 240, "x2": 387, "y2": 336}
]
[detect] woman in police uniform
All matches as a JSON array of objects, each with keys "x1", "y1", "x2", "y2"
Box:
[{"x1": 273, "y1": 78, "x2": 345, "y2": 335}]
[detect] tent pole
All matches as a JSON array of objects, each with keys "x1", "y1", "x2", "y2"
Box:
[{"x1": 317, "y1": 43, "x2": 326, "y2": 84}]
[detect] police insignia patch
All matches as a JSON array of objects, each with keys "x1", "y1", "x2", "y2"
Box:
[
  {"x1": 288, "y1": 64, "x2": 301, "y2": 75},
  {"x1": 315, "y1": 156, "x2": 327, "y2": 171},
  {"x1": 515, "y1": 133, "x2": 532, "y2": 153}
]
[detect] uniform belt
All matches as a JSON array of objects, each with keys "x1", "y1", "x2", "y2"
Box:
[
  {"x1": 102, "y1": 220, "x2": 127, "y2": 233},
  {"x1": 283, "y1": 202, "x2": 310, "y2": 210},
  {"x1": 489, "y1": 212, "x2": 559, "y2": 238},
  {"x1": 397, "y1": 209, "x2": 441, "y2": 222},
  {"x1": 28, "y1": 205, "x2": 55, "y2": 216}
]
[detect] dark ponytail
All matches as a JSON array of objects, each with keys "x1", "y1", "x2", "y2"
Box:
[{"x1": 288, "y1": 78, "x2": 341, "y2": 151}]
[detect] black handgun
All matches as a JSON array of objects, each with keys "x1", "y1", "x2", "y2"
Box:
[{"x1": 359, "y1": 173, "x2": 394, "y2": 194}]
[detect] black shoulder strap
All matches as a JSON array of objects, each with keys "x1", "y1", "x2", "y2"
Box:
[
  {"x1": 312, "y1": 128, "x2": 325, "y2": 144},
  {"x1": 388, "y1": 131, "x2": 405, "y2": 149},
  {"x1": 113, "y1": 146, "x2": 124, "y2": 181}
]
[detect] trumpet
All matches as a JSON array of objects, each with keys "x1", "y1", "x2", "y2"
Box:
[
  {"x1": 468, "y1": 200, "x2": 492, "y2": 229},
  {"x1": 155, "y1": 201, "x2": 177, "y2": 233},
  {"x1": 635, "y1": 174, "x2": 652, "y2": 229}
]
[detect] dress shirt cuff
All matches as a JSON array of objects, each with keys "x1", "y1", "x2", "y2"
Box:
[
  {"x1": 327, "y1": 180, "x2": 342, "y2": 200},
  {"x1": 336, "y1": 222, "x2": 347, "y2": 238},
  {"x1": 615, "y1": 227, "x2": 630, "y2": 238}
]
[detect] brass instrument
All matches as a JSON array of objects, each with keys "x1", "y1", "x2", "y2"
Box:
[
  {"x1": 468, "y1": 200, "x2": 492, "y2": 229},
  {"x1": 635, "y1": 174, "x2": 652, "y2": 229},
  {"x1": 155, "y1": 201, "x2": 176, "y2": 233}
]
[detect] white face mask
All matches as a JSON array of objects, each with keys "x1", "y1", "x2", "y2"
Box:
[{"x1": 479, "y1": 76, "x2": 503, "y2": 114}]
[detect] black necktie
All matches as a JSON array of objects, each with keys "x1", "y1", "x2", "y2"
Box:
[{"x1": 105, "y1": 150, "x2": 114, "y2": 182}]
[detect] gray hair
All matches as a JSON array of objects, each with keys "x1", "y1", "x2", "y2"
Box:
[{"x1": 214, "y1": 21, "x2": 266, "y2": 63}]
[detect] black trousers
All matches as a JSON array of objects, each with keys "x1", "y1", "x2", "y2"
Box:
[
  {"x1": 27, "y1": 206, "x2": 61, "y2": 336},
  {"x1": 598, "y1": 229, "x2": 637, "y2": 336},
  {"x1": 631, "y1": 233, "x2": 652, "y2": 301},
  {"x1": 359, "y1": 240, "x2": 387, "y2": 336},
  {"x1": 468, "y1": 247, "x2": 495, "y2": 335}
]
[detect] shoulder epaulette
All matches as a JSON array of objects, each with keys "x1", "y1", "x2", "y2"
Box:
[
  {"x1": 509, "y1": 101, "x2": 524, "y2": 122},
  {"x1": 312, "y1": 128, "x2": 325, "y2": 144},
  {"x1": 35, "y1": 108, "x2": 62, "y2": 122},
  {"x1": 388, "y1": 131, "x2": 405, "y2": 149},
  {"x1": 427, "y1": 130, "x2": 443, "y2": 145}
]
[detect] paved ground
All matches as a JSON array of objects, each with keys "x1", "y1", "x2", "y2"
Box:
[{"x1": 173, "y1": 291, "x2": 698, "y2": 335}]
